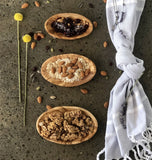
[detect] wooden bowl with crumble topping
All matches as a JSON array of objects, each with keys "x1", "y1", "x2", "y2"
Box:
[
  {"x1": 36, "y1": 106, "x2": 98, "y2": 145},
  {"x1": 44, "y1": 13, "x2": 93, "y2": 40},
  {"x1": 41, "y1": 53, "x2": 96, "y2": 87}
]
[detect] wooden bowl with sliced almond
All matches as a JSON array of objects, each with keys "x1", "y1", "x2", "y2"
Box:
[
  {"x1": 44, "y1": 13, "x2": 93, "y2": 40},
  {"x1": 41, "y1": 53, "x2": 96, "y2": 87},
  {"x1": 36, "y1": 106, "x2": 98, "y2": 145}
]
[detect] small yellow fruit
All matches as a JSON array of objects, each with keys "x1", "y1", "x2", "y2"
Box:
[
  {"x1": 14, "y1": 13, "x2": 23, "y2": 21},
  {"x1": 22, "y1": 34, "x2": 32, "y2": 43}
]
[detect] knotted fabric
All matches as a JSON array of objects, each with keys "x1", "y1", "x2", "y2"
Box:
[{"x1": 97, "y1": 0, "x2": 152, "y2": 159}]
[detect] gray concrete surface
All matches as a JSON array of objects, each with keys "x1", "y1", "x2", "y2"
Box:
[{"x1": 0, "y1": 0, "x2": 152, "y2": 160}]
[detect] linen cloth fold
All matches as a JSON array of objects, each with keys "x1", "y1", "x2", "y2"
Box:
[{"x1": 97, "y1": 0, "x2": 152, "y2": 159}]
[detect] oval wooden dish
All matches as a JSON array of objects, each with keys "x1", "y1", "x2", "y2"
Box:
[
  {"x1": 36, "y1": 106, "x2": 98, "y2": 145},
  {"x1": 41, "y1": 53, "x2": 96, "y2": 87},
  {"x1": 44, "y1": 13, "x2": 93, "y2": 40}
]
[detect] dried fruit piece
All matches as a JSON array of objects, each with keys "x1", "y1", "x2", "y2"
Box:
[
  {"x1": 103, "y1": 41, "x2": 108, "y2": 48},
  {"x1": 85, "y1": 69, "x2": 90, "y2": 76},
  {"x1": 50, "y1": 96, "x2": 56, "y2": 100},
  {"x1": 51, "y1": 67, "x2": 56, "y2": 74},
  {"x1": 104, "y1": 102, "x2": 108, "y2": 108},
  {"x1": 100, "y1": 71, "x2": 107, "y2": 76},
  {"x1": 34, "y1": 33, "x2": 38, "y2": 40},
  {"x1": 59, "y1": 61, "x2": 65, "y2": 66},
  {"x1": 35, "y1": 1, "x2": 40, "y2": 7},
  {"x1": 21, "y1": 3, "x2": 29, "y2": 9},
  {"x1": 66, "y1": 63, "x2": 74, "y2": 67},
  {"x1": 46, "y1": 105, "x2": 52, "y2": 110},
  {"x1": 80, "y1": 89, "x2": 88, "y2": 94},
  {"x1": 58, "y1": 66, "x2": 62, "y2": 73},
  {"x1": 77, "y1": 62, "x2": 83, "y2": 69},
  {"x1": 62, "y1": 73, "x2": 69, "y2": 77},
  {"x1": 31, "y1": 41, "x2": 36, "y2": 49},
  {"x1": 93, "y1": 21, "x2": 97, "y2": 28},
  {"x1": 68, "y1": 73, "x2": 74, "y2": 79},
  {"x1": 37, "y1": 96, "x2": 42, "y2": 103},
  {"x1": 80, "y1": 71, "x2": 85, "y2": 79},
  {"x1": 62, "y1": 66, "x2": 67, "y2": 73}
]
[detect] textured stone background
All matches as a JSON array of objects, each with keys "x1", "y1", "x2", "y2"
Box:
[{"x1": 0, "y1": 0, "x2": 152, "y2": 160}]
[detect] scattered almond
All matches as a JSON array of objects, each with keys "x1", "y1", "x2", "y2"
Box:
[
  {"x1": 103, "y1": 0, "x2": 107, "y2": 3},
  {"x1": 62, "y1": 66, "x2": 67, "y2": 73},
  {"x1": 103, "y1": 41, "x2": 108, "y2": 48},
  {"x1": 46, "y1": 105, "x2": 52, "y2": 110},
  {"x1": 68, "y1": 68, "x2": 75, "y2": 74},
  {"x1": 34, "y1": 33, "x2": 38, "y2": 40},
  {"x1": 80, "y1": 71, "x2": 85, "y2": 79},
  {"x1": 68, "y1": 73, "x2": 74, "y2": 79},
  {"x1": 50, "y1": 96, "x2": 56, "y2": 100},
  {"x1": 31, "y1": 42, "x2": 36, "y2": 50},
  {"x1": 85, "y1": 69, "x2": 90, "y2": 76},
  {"x1": 71, "y1": 58, "x2": 78, "y2": 64},
  {"x1": 72, "y1": 65, "x2": 79, "y2": 69},
  {"x1": 100, "y1": 71, "x2": 107, "y2": 76},
  {"x1": 80, "y1": 89, "x2": 88, "y2": 94},
  {"x1": 77, "y1": 62, "x2": 83, "y2": 69},
  {"x1": 21, "y1": 2, "x2": 29, "y2": 9},
  {"x1": 37, "y1": 96, "x2": 42, "y2": 104},
  {"x1": 51, "y1": 67, "x2": 56, "y2": 74},
  {"x1": 58, "y1": 66, "x2": 62, "y2": 73},
  {"x1": 37, "y1": 33, "x2": 44, "y2": 39},
  {"x1": 93, "y1": 21, "x2": 97, "y2": 28},
  {"x1": 104, "y1": 102, "x2": 108, "y2": 108},
  {"x1": 62, "y1": 73, "x2": 69, "y2": 77},
  {"x1": 59, "y1": 61, "x2": 65, "y2": 66},
  {"x1": 35, "y1": 1, "x2": 40, "y2": 7},
  {"x1": 66, "y1": 63, "x2": 74, "y2": 67}
]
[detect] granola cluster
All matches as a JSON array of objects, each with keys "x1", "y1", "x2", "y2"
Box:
[{"x1": 38, "y1": 110, "x2": 94, "y2": 142}]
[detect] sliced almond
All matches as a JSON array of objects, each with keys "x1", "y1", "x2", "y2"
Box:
[
  {"x1": 77, "y1": 62, "x2": 83, "y2": 69},
  {"x1": 37, "y1": 33, "x2": 45, "y2": 39},
  {"x1": 68, "y1": 68, "x2": 75, "y2": 74},
  {"x1": 31, "y1": 42, "x2": 36, "y2": 50},
  {"x1": 62, "y1": 66, "x2": 67, "y2": 73},
  {"x1": 21, "y1": 3, "x2": 29, "y2": 9},
  {"x1": 62, "y1": 73, "x2": 69, "y2": 77},
  {"x1": 80, "y1": 89, "x2": 88, "y2": 94},
  {"x1": 103, "y1": 41, "x2": 108, "y2": 48},
  {"x1": 37, "y1": 96, "x2": 42, "y2": 103},
  {"x1": 51, "y1": 67, "x2": 56, "y2": 74},
  {"x1": 104, "y1": 102, "x2": 108, "y2": 108},
  {"x1": 58, "y1": 66, "x2": 62, "y2": 73},
  {"x1": 34, "y1": 33, "x2": 38, "y2": 40},
  {"x1": 66, "y1": 63, "x2": 74, "y2": 67},
  {"x1": 46, "y1": 105, "x2": 52, "y2": 110},
  {"x1": 80, "y1": 71, "x2": 85, "y2": 79},
  {"x1": 71, "y1": 58, "x2": 78, "y2": 64},
  {"x1": 93, "y1": 21, "x2": 97, "y2": 28},
  {"x1": 68, "y1": 73, "x2": 74, "y2": 79},
  {"x1": 100, "y1": 71, "x2": 107, "y2": 76},
  {"x1": 58, "y1": 61, "x2": 65, "y2": 66},
  {"x1": 85, "y1": 69, "x2": 90, "y2": 76},
  {"x1": 35, "y1": 1, "x2": 40, "y2": 7},
  {"x1": 72, "y1": 65, "x2": 79, "y2": 69}
]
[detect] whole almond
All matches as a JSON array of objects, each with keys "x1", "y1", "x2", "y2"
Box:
[
  {"x1": 103, "y1": 41, "x2": 108, "y2": 48},
  {"x1": 85, "y1": 69, "x2": 90, "y2": 76},
  {"x1": 103, "y1": 0, "x2": 107, "y2": 3},
  {"x1": 71, "y1": 58, "x2": 78, "y2": 64},
  {"x1": 31, "y1": 42, "x2": 36, "y2": 50},
  {"x1": 80, "y1": 89, "x2": 88, "y2": 94},
  {"x1": 37, "y1": 33, "x2": 44, "y2": 39},
  {"x1": 104, "y1": 102, "x2": 108, "y2": 108},
  {"x1": 100, "y1": 71, "x2": 107, "y2": 76},
  {"x1": 58, "y1": 66, "x2": 62, "y2": 73},
  {"x1": 68, "y1": 68, "x2": 75, "y2": 74},
  {"x1": 62, "y1": 66, "x2": 67, "y2": 73},
  {"x1": 21, "y1": 2, "x2": 29, "y2": 9},
  {"x1": 66, "y1": 63, "x2": 74, "y2": 67},
  {"x1": 59, "y1": 61, "x2": 65, "y2": 66},
  {"x1": 35, "y1": 1, "x2": 40, "y2": 7},
  {"x1": 46, "y1": 105, "x2": 52, "y2": 110},
  {"x1": 37, "y1": 96, "x2": 42, "y2": 104},
  {"x1": 72, "y1": 65, "x2": 79, "y2": 69},
  {"x1": 51, "y1": 67, "x2": 56, "y2": 74},
  {"x1": 93, "y1": 21, "x2": 97, "y2": 28},
  {"x1": 62, "y1": 73, "x2": 69, "y2": 77},
  {"x1": 80, "y1": 71, "x2": 85, "y2": 79},
  {"x1": 68, "y1": 73, "x2": 74, "y2": 79},
  {"x1": 77, "y1": 62, "x2": 83, "y2": 69},
  {"x1": 34, "y1": 33, "x2": 38, "y2": 40}
]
